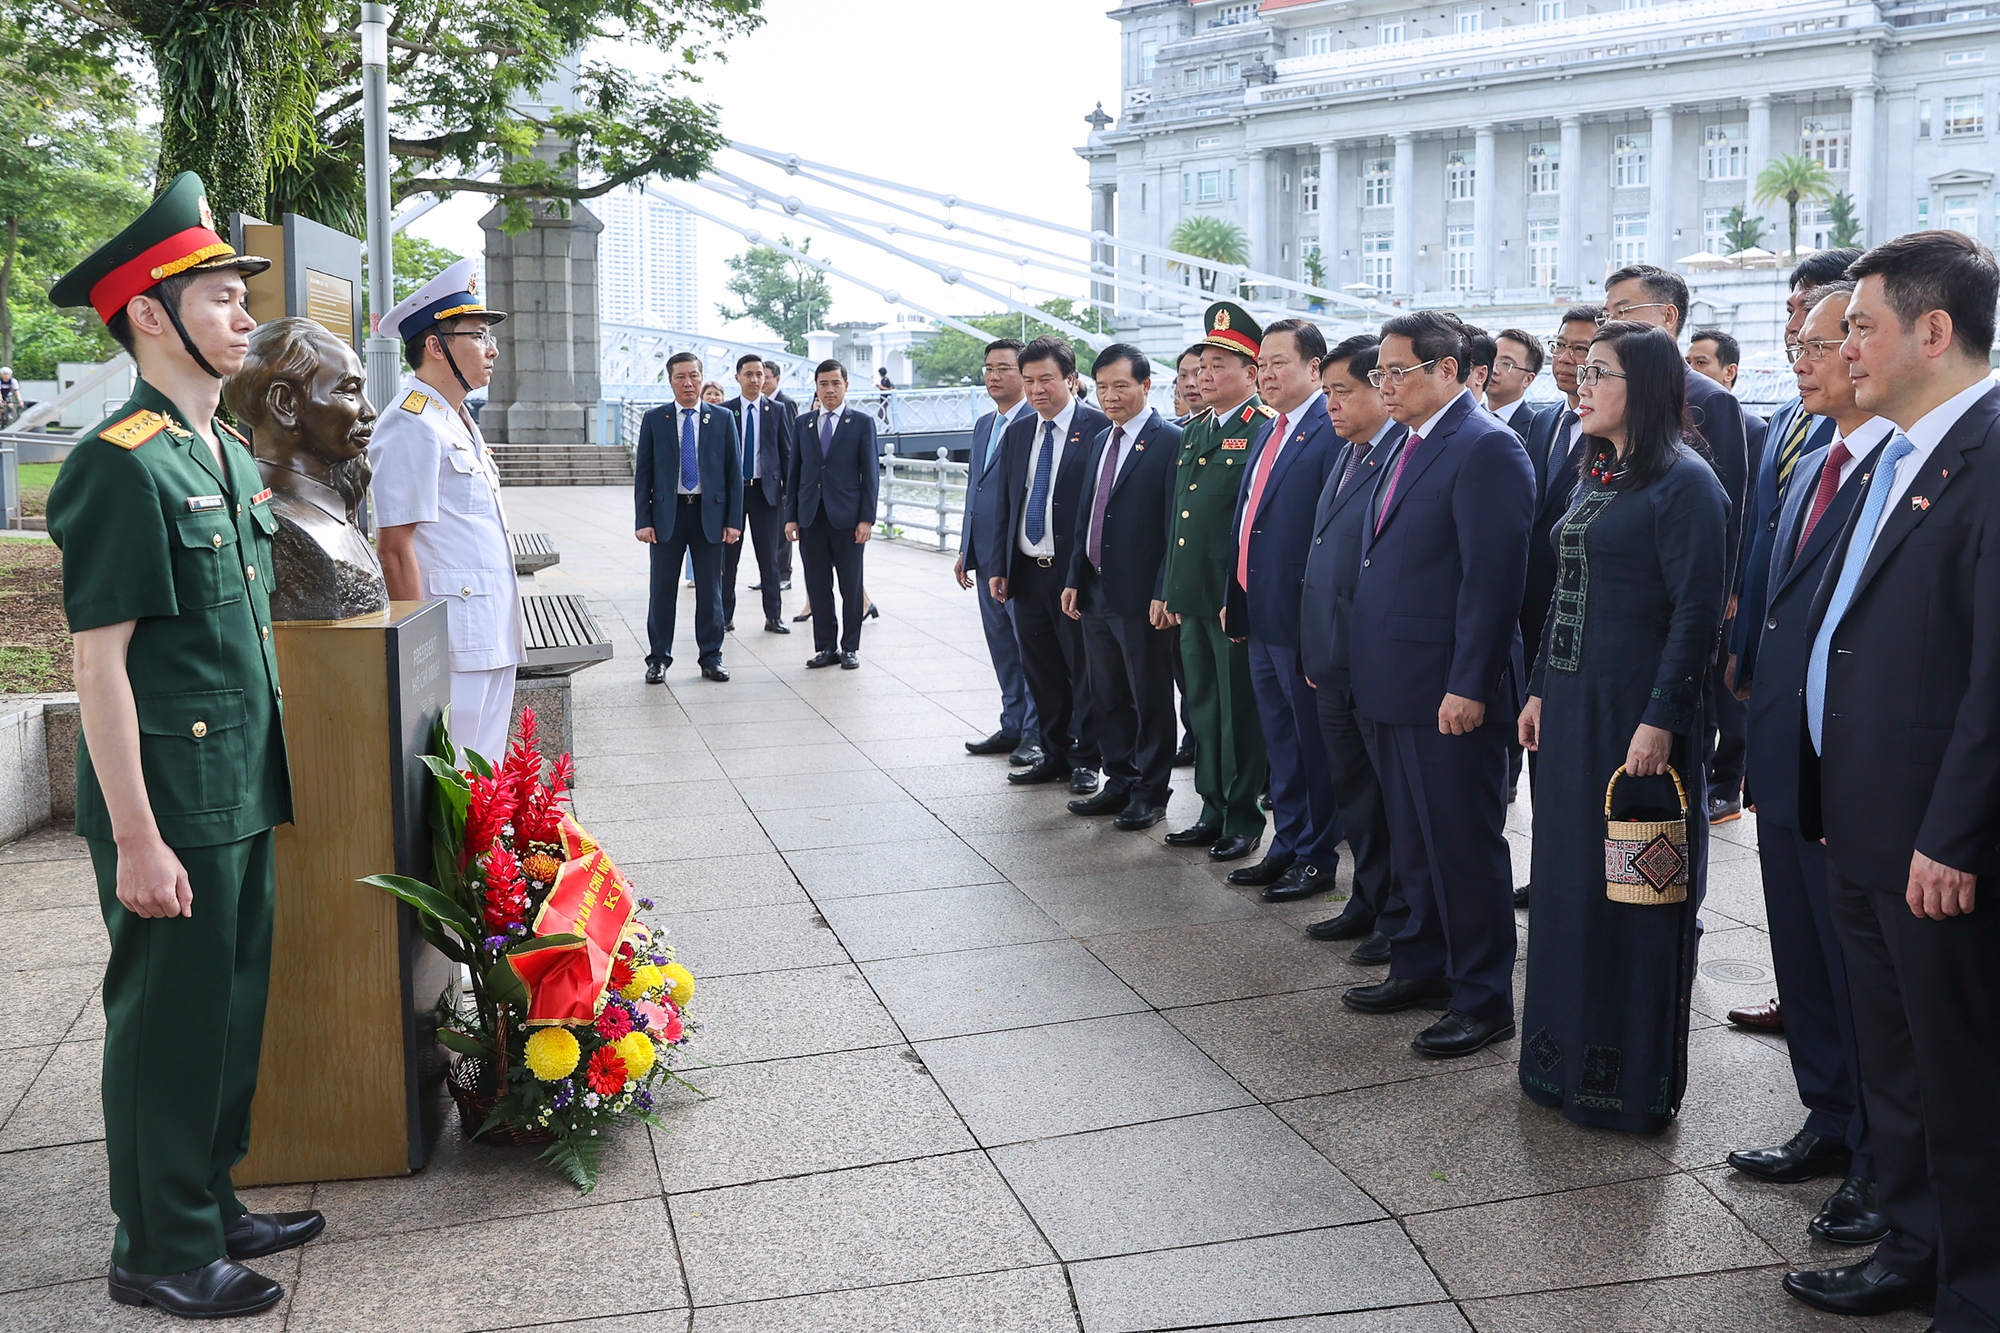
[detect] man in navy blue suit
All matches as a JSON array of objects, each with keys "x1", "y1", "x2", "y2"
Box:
[
  {"x1": 785, "y1": 360, "x2": 879, "y2": 669},
  {"x1": 1341, "y1": 312, "x2": 1535, "y2": 1059},
  {"x1": 722, "y1": 353, "x2": 793, "y2": 636},
  {"x1": 1225, "y1": 319, "x2": 1343, "y2": 903},
  {"x1": 634, "y1": 351, "x2": 742, "y2": 683},
  {"x1": 1060, "y1": 343, "x2": 1180, "y2": 830},
  {"x1": 958, "y1": 339, "x2": 1039, "y2": 762}
]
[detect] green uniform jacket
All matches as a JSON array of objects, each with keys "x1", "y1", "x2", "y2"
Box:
[
  {"x1": 47, "y1": 378, "x2": 293, "y2": 847},
  {"x1": 1160, "y1": 395, "x2": 1272, "y2": 617}
]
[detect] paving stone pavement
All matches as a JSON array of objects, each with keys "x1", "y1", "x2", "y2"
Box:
[{"x1": 0, "y1": 486, "x2": 1932, "y2": 1332}]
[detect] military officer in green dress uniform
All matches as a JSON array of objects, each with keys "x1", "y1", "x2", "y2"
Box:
[
  {"x1": 1158, "y1": 303, "x2": 1273, "y2": 865},
  {"x1": 46, "y1": 172, "x2": 322, "y2": 1320}
]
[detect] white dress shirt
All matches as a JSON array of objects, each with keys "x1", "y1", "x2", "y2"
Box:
[
  {"x1": 1261, "y1": 389, "x2": 1323, "y2": 473},
  {"x1": 1414, "y1": 389, "x2": 1472, "y2": 443},
  {"x1": 1018, "y1": 399, "x2": 1079, "y2": 558},
  {"x1": 1490, "y1": 396, "x2": 1530, "y2": 431},
  {"x1": 1826, "y1": 416, "x2": 1892, "y2": 491},
  {"x1": 1862, "y1": 377, "x2": 1996, "y2": 551}
]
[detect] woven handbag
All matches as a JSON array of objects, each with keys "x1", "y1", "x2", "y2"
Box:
[{"x1": 1603, "y1": 764, "x2": 1690, "y2": 905}]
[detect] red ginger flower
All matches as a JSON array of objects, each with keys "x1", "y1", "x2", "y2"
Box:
[
  {"x1": 585, "y1": 1044, "x2": 628, "y2": 1096},
  {"x1": 595, "y1": 1004, "x2": 634, "y2": 1041},
  {"x1": 483, "y1": 879, "x2": 528, "y2": 935},
  {"x1": 463, "y1": 772, "x2": 515, "y2": 867}
]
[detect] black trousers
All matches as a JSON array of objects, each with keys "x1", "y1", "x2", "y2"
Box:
[
  {"x1": 1011, "y1": 557, "x2": 1091, "y2": 769},
  {"x1": 1828, "y1": 866, "x2": 2000, "y2": 1326},
  {"x1": 1172, "y1": 624, "x2": 1192, "y2": 745},
  {"x1": 725, "y1": 486, "x2": 784, "y2": 627},
  {"x1": 797, "y1": 515, "x2": 866, "y2": 653},
  {"x1": 1076, "y1": 571, "x2": 1176, "y2": 803},
  {"x1": 646, "y1": 497, "x2": 723, "y2": 668},
  {"x1": 1318, "y1": 684, "x2": 1407, "y2": 938}
]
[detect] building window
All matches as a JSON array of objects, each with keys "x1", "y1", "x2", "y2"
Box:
[
  {"x1": 1224, "y1": 60, "x2": 1241, "y2": 80},
  {"x1": 1613, "y1": 213, "x2": 1649, "y2": 264},
  {"x1": 1197, "y1": 170, "x2": 1222, "y2": 203},
  {"x1": 1447, "y1": 150, "x2": 1476, "y2": 201},
  {"x1": 1527, "y1": 141, "x2": 1561, "y2": 194},
  {"x1": 1195, "y1": 135, "x2": 1222, "y2": 148},
  {"x1": 1539, "y1": 0, "x2": 1565, "y2": 17},
  {"x1": 1703, "y1": 206, "x2": 1731, "y2": 252},
  {"x1": 1920, "y1": 99, "x2": 1932, "y2": 137},
  {"x1": 1379, "y1": 20, "x2": 1405, "y2": 44},
  {"x1": 1305, "y1": 26, "x2": 1333, "y2": 55},
  {"x1": 1799, "y1": 201, "x2": 1835, "y2": 249},
  {"x1": 1456, "y1": 6, "x2": 1483, "y2": 34},
  {"x1": 1213, "y1": 1, "x2": 1255, "y2": 23},
  {"x1": 1363, "y1": 158, "x2": 1395, "y2": 207},
  {"x1": 1801, "y1": 114, "x2": 1851, "y2": 169},
  {"x1": 1228, "y1": 167, "x2": 1238, "y2": 200},
  {"x1": 1918, "y1": 197, "x2": 1930, "y2": 227},
  {"x1": 1448, "y1": 225, "x2": 1476, "y2": 290},
  {"x1": 1529, "y1": 221, "x2": 1560, "y2": 287},
  {"x1": 1301, "y1": 164, "x2": 1321, "y2": 212},
  {"x1": 1946, "y1": 49, "x2": 1986, "y2": 65},
  {"x1": 1613, "y1": 133, "x2": 1650, "y2": 188},
  {"x1": 1205, "y1": 64, "x2": 1222, "y2": 85},
  {"x1": 1140, "y1": 181, "x2": 1149, "y2": 212},
  {"x1": 1703, "y1": 124, "x2": 1747, "y2": 180},
  {"x1": 1945, "y1": 194, "x2": 1980, "y2": 235},
  {"x1": 1943, "y1": 94, "x2": 1985, "y2": 137},
  {"x1": 1140, "y1": 40, "x2": 1158, "y2": 82},
  {"x1": 1183, "y1": 67, "x2": 1198, "y2": 87},
  {"x1": 1362, "y1": 232, "x2": 1395, "y2": 292},
  {"x1": 1181, "y1": 174, "x2": 1192, "y2": 204},
  {"x1": 1622, "y1": 0, "x2": 1651, "y2": 8}
]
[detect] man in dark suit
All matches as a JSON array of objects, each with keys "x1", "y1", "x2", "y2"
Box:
[
  {"x1": 1225, "y1": 318, "x2": 1344, "y2": 903},
  {"x1": 1725, "y1": 279, "x2": 1887, "y2": 1252},
  {"x1": 958, "y1": 339, "x2": 1039, "y2": 762},
  {"x1": 1060, "y1": 343, "x2": 1180, "y2": 829},
  {"x1": 1300, "y1": 334, "x2": 1408, "y2": 964},
  {"x1": 1785, "y1": 230, "x2": 2000, "y2": 1327},
  {"x1": 634, "y1": 352, "x2": 743, "y2": 683},
  {"x1": 785, "y1": 359, "x2": 879, "y2": 669},
  {"x1": 762, "y1": 358, "x2": 799, "y2": 588},
  {"x1": 1484, "y1": 329, "x2": 1543, "y2": 439},
  {"x1": 986, "y1": 336, "x2": 1111, "y2": 787},
  {"x1": 1341, "y1": 311, "x2": 1534, "y2": 1060},
  {"x1": 722, "y1": 353, "x2": 793, "y2": 636}
]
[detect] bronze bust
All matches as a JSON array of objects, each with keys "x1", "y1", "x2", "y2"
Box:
[{"x1": 226, "y1": 318, "x2": 390, "y2": 621}]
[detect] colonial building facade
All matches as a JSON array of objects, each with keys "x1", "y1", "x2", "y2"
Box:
[{"x1": 1083, "y1": 0, "x2": 2000, "y2": 306}]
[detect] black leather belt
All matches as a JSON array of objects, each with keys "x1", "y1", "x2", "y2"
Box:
[
  {"x1": 1035, "y1": 556, "x2": 1054, "y2": 568},
  {"x1": 678, "y1": 493, "x2": 701, "y2": 505}
]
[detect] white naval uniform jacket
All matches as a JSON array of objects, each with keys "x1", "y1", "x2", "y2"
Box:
[{"x1": 367, "y1": 379, "x2": 526, "y2": 673}]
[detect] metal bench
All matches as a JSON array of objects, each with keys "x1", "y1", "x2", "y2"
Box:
[
  {"x1": 521, "y1": 593, "x2": 612, "y2": 676},
  {"x1": 512, "y1": 531, "x2": 559, "y2": 576}
]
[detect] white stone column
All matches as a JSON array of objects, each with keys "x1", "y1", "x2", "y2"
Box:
[
  {"x1": 1559, "y1": 116, "x2": 1582, "y2": 289},
  {"x1": 1849, "y1": 82, "x2": 1878, "y2": 245},
  {"x1": 1245, "y1": 149, "x2": 1269, "y2": 293},
  {"x1": 1649, "y1": 105, "x2": 1675, "y2": 269},
  {"x1": 1318, "y1": 142, "x2": 1340, "y2": 292},
  {"x1": 1474, "y1": 124, "x2": 1497, "y2": 296},
  {"x1": 1746, "y1": 94, "x2": 1772, "y2": 221},
  {"x1": 1393, "y1": 133, "x2": 1415, "y2": 297},
  {"x1": 1090, "y1": 184, "x2": 1116, "y2": 308}
]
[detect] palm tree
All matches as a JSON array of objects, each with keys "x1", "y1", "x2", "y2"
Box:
[
  {"x1": 1168, "y1": 216, "x2": 1250, "y2": 294},
  {"x1": 1720, "y1": 205, "x2": 1767, "y2": 256},
  {"x1": 1754, "y1": 155, "x2": 1837, "y2": 261},
  {"x1": 1826, "y1": 191, "x2": 1863, "y2": 248}
]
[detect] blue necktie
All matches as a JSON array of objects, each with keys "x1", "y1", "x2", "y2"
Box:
[
  {"x1": 983, "y1": 411, "x2": 1009, "y2": 475},
  {"x1": 742, "y1": 403, "x2": 756, "y2": 481},
  {"x1": 1025, "y1": 420, "x2": 1056, "y2": 545},
  {"x1": 679, "y1": 408, "x2": 699, "y2": 491},
  {"x1": 1806, "y1": 432, "x2": 1915, "y2": 752}
]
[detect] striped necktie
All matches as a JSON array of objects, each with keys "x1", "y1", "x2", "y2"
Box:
[{"x1": 1775, "y1": 407, "x2": 1813, "y2": 497}]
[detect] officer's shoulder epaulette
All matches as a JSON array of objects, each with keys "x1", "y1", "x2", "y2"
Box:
[
  {"x1": 401, "y1": 390, "x2": 430, "y2": 414},
  {"x1": 216, "y1": 420, "x2": 251, "y2": 446},
  {"x1": 99, "y1": 409, "x2": 169, "y2": 451},
  {"x1": 1255, "y1": 404, "x2": 1278, "y2": 418}
]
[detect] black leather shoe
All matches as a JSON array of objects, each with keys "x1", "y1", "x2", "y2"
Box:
[
  {"x1": 1228, "y1": 853, "x2": 1296, "y2": 887},
  {"x1": 966, "y1": 731, "x2": 1020, "y2": 756},
  {"x1": 793, "y1": 608, "x2": 813, "y2": 622},
  {"x1": 1068, "y1": 768, "x2": 1101, "y2": 795},
  {"x1": 1263, "y1": 861, "x2": 1337, "y2": 903},
  {"x1": 864, "y1": 603, "x2": 881, "y2": 620},
  {"x1": 1174, "y1": 740, "x2": 1196, "y2": 767},
  {"x1": 806, "y1": 649, "x2": 840, "y2": 668},
  {"x1": 1728, "y1": 1129, "x2": 1850, "y2": 1183},
  {"x1": 1782, "y1": 1261, "x2": 1932, "y2": 1317},
  {"x1": 764, "y1": 619, "x2": 791, "y2": 634},
  {"x1": 644, "y1": 662, "x2": 665, "y2": 684},
  {"x1": 1208, "y1": 833, "x2": 1260, "y2": 863},
  {"x1": 109, "y1": 1258, "x2": 284, "y2": 1318},
  {"x1": 225, "y1": 1209, "x2": 325, "y2": 1260},
  {"x1": 1708, "y1": 795, "x2": 1744, "y2": 824},
  {"x1": 1350, "y1": 930, "x2": 1393, "y2": 965},
  {"x1": 1342, "y1": 976, "x2": 1452, "y2": 1014},
  {"x1": 701, "y1": 663, "x2": 730, "y2": 682},
  {"x1": 1164, "y1": 821, "x2": 1222, "y2": 847},
  {"x1": 780, "y1": 579, "x2": 793, "y2": 591},
  {"x1": 1113, "y1": 800, "x2": 1167, "y2": 831},
  {"x1": 724, "y1": 620, "x2": 735, "y2": 632},
  {"x1": 1413, "y1": 1009, "x2": 1516, "y2": 1058},
  {"x1": 1307, "y1": 901, "x2": 1375, "y2": 941},
  {"x1": 1811, "y1": 1176, "x2": 1891, "y2": 1246},
  {"x1": 1513, "y1": 884, "x2": 1530, "y2": 910},
  {"x1": 1008, "y1": 741, "x2": 1042, "y2": 766},
  {"x1": 839, "y1": 651, "x2": 860, "y2": 669},
  {"x1": 1008, "y1": 756, "x2": 1072, "y2": 785},
  {"x1": 1259, "y1": 790, "x2": 1274, "y2": 811},
  {"x1": 1068, "y1": 787, "x2": 1128, "y2": 816}
]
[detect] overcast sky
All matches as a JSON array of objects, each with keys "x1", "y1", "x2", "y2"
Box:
[{"x1": 405, "y1": 0, "x2": 1122, "y2": 341}]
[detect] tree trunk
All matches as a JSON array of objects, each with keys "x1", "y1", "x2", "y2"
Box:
[
  {"x1": 1787, "y1": 193, "x2": 1800, "y2": 261},
  {"x1": 1, "y1": 216, "x2": 16, "y2": 368}
]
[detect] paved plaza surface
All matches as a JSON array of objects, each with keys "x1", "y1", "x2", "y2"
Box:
[{"x1": 1, "y1": 486, "x2": 1931, "y2": 1332}]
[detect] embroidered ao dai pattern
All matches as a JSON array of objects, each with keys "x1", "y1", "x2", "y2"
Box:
[{"x1": 1519, "y1": 443, "x2": 1728, "y2": 1134}]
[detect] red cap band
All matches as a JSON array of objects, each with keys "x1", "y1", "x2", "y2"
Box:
[
  {"x1": 1206, "y1": 327, "x2": 1260, "y2": 358},
  {"x1": 87, "y1": 226, "x2": 234, "y2": 324}
]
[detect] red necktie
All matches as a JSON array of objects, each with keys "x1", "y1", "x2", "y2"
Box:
[
  {"x1": 1795, "y1": 441, "x2": 1852, "y2": 557},
  {"x1": 1237, "y1": 414, "x2": 1287, "y2": 592},
  {"x1": 1375, "y1": 432, "x2": 1422, "y2": 535}
]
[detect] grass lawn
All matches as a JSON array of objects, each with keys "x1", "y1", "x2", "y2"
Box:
[{"x1": 17, "y1": 462, "x2": 61, "y2": 518}]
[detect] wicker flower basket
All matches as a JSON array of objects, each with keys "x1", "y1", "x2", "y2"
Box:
[
  {"x1": 1603, "y1": 764, "x2": 1691, "y2": 905},
  {"x1": 447, "y1": 1057, "x2": 556, "y2": 1147}
]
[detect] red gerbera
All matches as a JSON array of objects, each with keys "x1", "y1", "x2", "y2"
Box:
[
  {"x1": 595, "y1": 1004, "x2": 634, "y2": 1041},
  {"x1": 585, "y1": 1044, "x2": 628, "y2": 1096},
  {"x1": 609, "y1": 957, "x2": 636, "y2": 994}
]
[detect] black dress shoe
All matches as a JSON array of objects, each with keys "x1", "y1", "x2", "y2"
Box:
[
  {"x1": 109, "y1": 1258, "x2": 284, "y2": 1318},
  {"x1": 1342, "y1": 976, "x2": 1452, "y2": 1014},
  {"x1": 1782, "y1": 1261, "x2": 1932, "y2": 1317},
  {"x1": 1708, "y1": 794, "x2": 1744, "y2": 824},
  {"x1": 1513, "y1": 884, "x2": 1530, "y2": 910},
  {"x1": 701, "y1": 663, "x2": 730, "y2": 682},
  {"x1": 1008, "y1": 756, "x2": 1072, "y2": 785},
  {"x1": 966, "y1": 731, "x2": 1020, "y2": 756},
  {"x1": 225, "y1": 1209, "x2": 326, "y2": 1260},
  {"x1": 806, "y1": 649, "x2": 841, "y2": 668},
  {"x1": 1263, "y1": 861, "x2": 1337, "y2": 903},
  {"x1": 780, "y1": 579, "x2": 793, "y2": 590},
  {"x1": 1811, "y1": 1175, "x2": 1891, "y2": 1246},
  {"x1": 1174, "y1": 740, "x2": 1196, "y2": 767},
  {"x1": 792, "y1": 608, "x2": 813, "y2": 622},
  {"x1": 1350, "y1": 930, "x2": 1393, "y2": 965},
  {"x1": 1164, "y1": 821, "x2": 1222, "y2": 847},
  {"x1": 764, "y1": 619, "x2": 791, "y2": 634},
  {"x1": 1113, "y1": 800, "x2": 1167, "y2": 831},
  {"x1": 1227, "y1": 853, "x2": 1296, "y2": 887},
  {"x1": 840, "y1": 651, "x2": 860, "y2": 669},
  {"x1": 1413, "y1": 1009, "x2": 1516, "y2": 1058},
  {"x1": 724, "y1": 620, "x2": 735, "y2": 632},
  {"x1": 1068, "y1": 787, "x2": 1128, "y2": 816},
  {"x1": 1306, "y1": 901, "x2": 1375, "y2": 941},
  {"x1": 1068, "y1": 768, "x2": 1101, "y2": 795},
  {"x1": 1009, "y1": 743, "x2": 1044, "y2": 767},
  {"x1": 1259, "y1": 790, "x2": 1274, "y2": 811},
  {"x1": 1208, "y1": 833, "x2": 1260, "y2": 863},
  {"x1": 864, "y1": 603, "x2": 881, "y2": 620},
  {"x1": 644, "y1": 662, "x2": 665, "y2": 684},
  {"x1": 1728, "y1": 1129, "x2": 1850, "y2": 1183}
]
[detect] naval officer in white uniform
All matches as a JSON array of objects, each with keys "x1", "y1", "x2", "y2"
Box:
[{"x1": 369, "y1": 259, "x2": 525, "y2": 762}]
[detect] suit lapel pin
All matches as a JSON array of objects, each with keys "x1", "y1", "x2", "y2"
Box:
[
  {"x1": 1912, "y1": 495, "x2": 1930, "y2": 511},
  {"x1": 702, "y1": 413, "x2": 709, "y2": 424}
]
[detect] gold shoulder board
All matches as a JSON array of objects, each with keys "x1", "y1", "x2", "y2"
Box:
[
  {"x1": 100, "y1": 409, "x2": 168, "y2": 451},
  {"x1": 1256, "y1": 404, "x2": 1278, "y2": 418},
  {"x1": 401, "y1": 390, "x2": 430, "y2": 414}
]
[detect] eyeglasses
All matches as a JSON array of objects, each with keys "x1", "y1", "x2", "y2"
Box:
[
  {"x1": 1598, "y1": 303, "x2": 1671, "y2": 324},
  {"x1": 1574, "y1": 364, "x2": 1628, "y2": 387},
  {"x1": 1494, "y1": 357, "x2": 1531, "y2": 375},
  {"x1": 1544, "y1": 337, "x2": 1593, "y2": 358},
  {"x1": 438, "y1": 329, "x2": 497, "y2": 349},
  {"x1": 1367, "y1": 358, "x2": 1439, "y2": 387},
  {"x1": 1786, "y1": 338, "x2": 1842, "y2": 363}
]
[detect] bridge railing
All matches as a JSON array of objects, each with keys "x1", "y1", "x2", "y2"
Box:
[{"x1": 875, "y1": 450, "x2": 967, "y2": 552}]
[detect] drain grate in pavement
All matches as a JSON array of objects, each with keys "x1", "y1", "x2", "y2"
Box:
[{"x1": 1700, "y1": 958, "x2": 1775, "y2": 984}]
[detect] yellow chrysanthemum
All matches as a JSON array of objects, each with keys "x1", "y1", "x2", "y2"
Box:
[
  {"x1": 661, "y1": 962, "x2": 696, "y2": 1008},
  {"x1": 621, "y1": 963, "x2": 664, "y2": 1001},
  {"x1": 615, "y1": 1030, "x2": 657, "y2": 1081},
  {"x1": 523, "y1": 1027, "x2": 580, "y2": 1081}
]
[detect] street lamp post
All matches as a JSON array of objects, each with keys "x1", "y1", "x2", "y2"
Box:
[{"x1": 359, "y1": 3, "x2": 398, "y2": 417}]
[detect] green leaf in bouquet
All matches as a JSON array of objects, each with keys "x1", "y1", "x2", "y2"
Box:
[
  {"x1": 415, "y1": 913, "x2": 470, "y2": 963},
  {"x1": 506, "y1": 933, "x2": 583, "y2": 956},
  {"x1": 539, "y1": 1131, "x2": 604, "y2": 1193},
  {"x1": 485, "y1": 958, "x2": 530, "y2": 1009},
  {"x1": 463, "y1": 746, "x2": 496, "y2": 779},
  {"x1": 422, "y1": 753, "x2": 473, "y2": 799},
  {"x1": 436, "y1": 1028, "x2": 492, "y2": 1059},
  {"x1": 358, "y1": 874, "x2": 476, "y2": 938}
]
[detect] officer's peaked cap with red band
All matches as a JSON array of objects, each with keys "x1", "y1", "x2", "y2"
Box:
[
  {"x1": 1199, "y1": 301, "x2": 1262, "y2": 360},
  {"x1": 49, "y1": 172, "x2": 271, "y2": 325}
]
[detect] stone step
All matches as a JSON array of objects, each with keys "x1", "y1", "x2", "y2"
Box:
[{"x1": 491, "y1": 444, "x2": 633, "y2": 488}]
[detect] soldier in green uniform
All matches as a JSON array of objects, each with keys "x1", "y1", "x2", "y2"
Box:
[
  {"x1": 1158, "y1": 302, "x2": 1273, "y2": 866},
  {"x1": 46, "y1": 172, "x2": 322, "y2": 1320}
]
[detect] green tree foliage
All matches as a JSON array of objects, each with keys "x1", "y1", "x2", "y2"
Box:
[
  {"x1": 1754, "y1": 155, "x2": 1837, "y2": 261},
  {"x1": 1826, "y1": 191, "x2": 1863, "y2": 248},
  {"x1": 717, "y1": 238, "x2": 831, "y2": 354},
  {"x1": 1167, "y1": 216, "x2": 1249, "y2": 294},
  {"x1": 1720, "y1": 205, "x2": 1767, "y2": 256},
  {"x1": 908, "y1": 299, "x2": 1112, "y2": 388}
]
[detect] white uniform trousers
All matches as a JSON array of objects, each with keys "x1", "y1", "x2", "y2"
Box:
[{"x1": 452, "y1": 664, "x2": 519, "y2": 764}]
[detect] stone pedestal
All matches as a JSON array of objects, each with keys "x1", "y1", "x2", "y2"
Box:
[{"x1": 479, "y1": 199, "x2": 602, "y2": 445}]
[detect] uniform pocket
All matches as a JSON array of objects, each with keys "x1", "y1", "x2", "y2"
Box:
[
  {"x1": 171, "y1": 512, "x2": 244, "y2": 609},
  {"x1": 135, "y1": 689, "x2": 247, "y2": 817},
  {"x1": 442, "y1": 449, "x2": 492, "y2": 514},
  {"x1": 250, "y1": 501, "x2": 280, "y2": 537},
  {"x1": 426, "y1": 567, "x2": 504, "y2": 653}
]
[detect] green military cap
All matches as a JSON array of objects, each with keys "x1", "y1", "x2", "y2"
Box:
[
  {"x1": 1200, "y1": 301, "x2": 1262, "y2": 360},
  {"x1": 49, "y1": 171, "x2": 271, "y2": 325}
]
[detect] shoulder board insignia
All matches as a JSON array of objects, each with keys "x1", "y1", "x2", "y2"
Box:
[
  {"x1": 216, "y1": 420, "x2": 250, "y2": 445},
  {"x1": 401, "y1": 391, "x2": 430, "y2": 414},
  {"x1": 1222, "y1": 438, "x2": 1250, "y2": 450},
  {"x1": 1255, "y1": 404, "x2": 1278, "y2": 418},
  {"x1": 1240, "y1": 405, "x2": 1257, "y2": 423},
  {"x1": 250, "y1": 488, "x2": 273, "y2": 505},
  {"x1": 100, "y1": 409, "x2": 168, "y2": 450}
]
